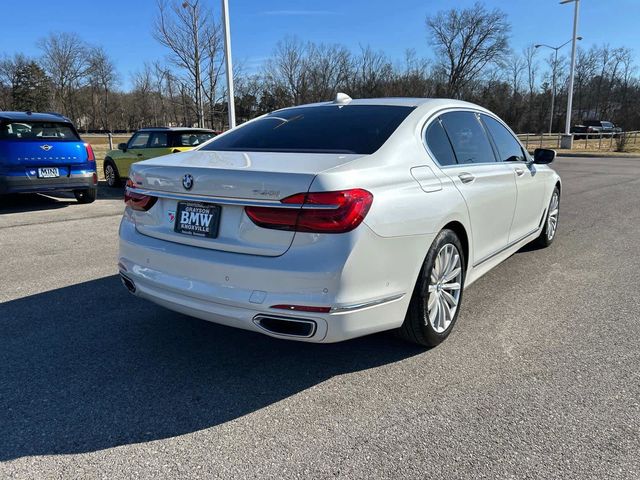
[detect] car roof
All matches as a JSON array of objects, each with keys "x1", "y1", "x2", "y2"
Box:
[
  {"x1": 0, "y1": 111, "x2": 73, "y2": 123},
  {"x1": 137, "y1": 127, "x2": 216, "y2": 133},
  {"x1": 274, "y1": 97, "x2": 485, "y2": 113}
]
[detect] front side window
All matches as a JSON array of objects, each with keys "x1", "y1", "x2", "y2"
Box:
[
  {"x1": 129, "y1": 132, "x2": 150, "y2": 149},
  {"x1": 202, "y1": 105, "x2": 415, "y2": 155},
  {"x1": 0, "y1": 121, "x2": 80, "y2": 141},
  {"x1": 481, "y1": 115, "x2": 525, "y2": 162},
  {"x1": 149, "y1": 132, "x2": 169, "y2": 148},
  {"x1": 440, "y1": 111, "x2": 496, "y2": 164},
  {"x1": 425, "y1": 118, "x2": 457, "y2": 166}
]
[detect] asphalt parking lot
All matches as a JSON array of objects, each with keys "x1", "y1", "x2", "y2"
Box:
[{"x1": 1, "y1": 156, "x2": 639, "y2": 479}]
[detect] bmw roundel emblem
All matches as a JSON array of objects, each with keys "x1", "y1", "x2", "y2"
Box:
[{"x1": 182, "y1": 174, "x2": 194, "y2": 190}]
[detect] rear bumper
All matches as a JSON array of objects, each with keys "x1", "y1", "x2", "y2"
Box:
[
  {"x1": 0, "y1": 171, "x2": 96, "y2": 194},
  {"x1": 118, "y1": 214, "x2": 432, "y2": 343}
]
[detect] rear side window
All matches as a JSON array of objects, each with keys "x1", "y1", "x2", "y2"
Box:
[
  {"x1": 149, "y1": 132, "x2": 169, "y2": 148},
  {"x1": 0, "y1": 121, "x2": 80, "y2": 141},
  {"x1": 425, "y1": 119, "x2": 457, "y2": 166},
  {"x1": 202, "y1": 105, "x2": 415, "y2": 155},
  {"x1": 481, "y1": 115, "x2": 525, "y2": 162},
  {"x1": 174, "y1": 132, "x2": 215, "y2": 147},
  {"x1": 440, "y1": 112, "x2": 496, "y2": 164}
]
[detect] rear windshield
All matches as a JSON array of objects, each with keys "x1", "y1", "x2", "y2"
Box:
[
  {"x1": 174, "y1": 132, "x2": 216, "y2": 147},
  {"x1": 0, "y1": 121, "x2": 80, "y2": 141},
  {"x1": 202, "y1": 105, "x2": 415, "y2": 154}
]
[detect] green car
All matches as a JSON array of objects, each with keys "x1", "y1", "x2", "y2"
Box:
[{"x1": 103, "y1": 127, "x2": 217, "y2": 187}]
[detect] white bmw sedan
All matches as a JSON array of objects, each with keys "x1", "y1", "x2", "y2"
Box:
[{"x1": 119, "y1": 96, "x2": 561, "y2": 346}]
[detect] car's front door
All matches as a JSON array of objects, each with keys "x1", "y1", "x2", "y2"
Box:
[
  {"x1": 435, "y1": 111, "x2": 518, "y2": 266},
  {"x1": 116, "y1": 131, "x2": 151, "y2": 177},
  {"x1": 481, "y1": 114, "x2": 547, "y2": 243}
]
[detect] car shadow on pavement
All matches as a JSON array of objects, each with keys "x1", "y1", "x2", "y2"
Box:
[
  {"x1": 0, "y1": 183, "x2": 123, "y2": 214},
  {"x1": 0, "y1": 275, "x2": 423, "y2": 460}
]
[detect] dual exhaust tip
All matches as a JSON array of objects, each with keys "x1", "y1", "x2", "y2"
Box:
[
  {"x1": 253, "y1": 315, "x2": 317, "y2": 338},
  {"x1": 120, "y1": 273, "x2": 136, "y2": 294},
  {"x1": 119, "y1": 273, "x2": 316, "y2": 339}
]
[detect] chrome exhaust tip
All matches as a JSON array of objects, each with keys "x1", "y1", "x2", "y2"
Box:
[
  {"x1": 120, "y1": 273, "x2": 136, "y2": 294},
  {"x1": 253, "y1": 315, "x2": 317, "y2": 338}
]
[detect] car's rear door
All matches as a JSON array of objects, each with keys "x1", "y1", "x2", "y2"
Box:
[
  {"x1": 481, "y1": 114, "x2": 547, "y2": 243},
  {"x1": 434, "y1": 111, "x2": 518, "y2": 265}
]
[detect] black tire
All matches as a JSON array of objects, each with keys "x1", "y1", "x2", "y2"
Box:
[
  {"x1": 532, "y1": 186, "x2": 560, "y2": 248},
  {"x1": 398, "y1": 229, "x2": 466, "y2": 347},
  {"x1": 104, "y1": 159, "x2": 122, "y2": 188},
  {"x1": 74, "y1": 188, "x2": 97, "y2": 204}
]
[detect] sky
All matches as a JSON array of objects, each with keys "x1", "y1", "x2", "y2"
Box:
[{"x1": 2, "y1": 0, "x2": 639, "y2": 89}]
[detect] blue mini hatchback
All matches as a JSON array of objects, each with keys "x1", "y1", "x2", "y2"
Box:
[{"x1": 0, "y1": 112, "x2": 98, "y2": 203}]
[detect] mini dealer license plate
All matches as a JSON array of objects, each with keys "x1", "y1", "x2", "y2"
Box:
[
  {"x1": 37, "y1": 167, "x2": 59, "y2": 178},
  {"x1": 174, "y1": 202, "x2": 220, "y2": 238}
]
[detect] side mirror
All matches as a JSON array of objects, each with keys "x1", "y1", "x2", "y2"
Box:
[
  {"x1": 533, "y1": 148, "x2": 556, "y2": 165},
  {"x1": 118, "y1": 142, "x2": 128, "y2": 152}
]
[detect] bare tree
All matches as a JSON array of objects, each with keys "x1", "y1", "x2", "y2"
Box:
[
  {"x1": 87, "y1": 47, "x2": 118, "y2": 130},
  {"x1": 426, "y1": 2, "x2": 510, "y2": 97},
  {"x1": 154, "y1": 0, "x2": 218, "y2": 127},
  {"x1": 264, "y1": 37, "x2": 309, "y2": 105},
  {"x1": 38, "y1": 32, "x2": 90, "y2": 121}
]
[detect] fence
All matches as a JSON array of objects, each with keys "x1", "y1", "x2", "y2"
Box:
[
  {"x1": 81, "y1": 130, "x2": 640, "y2": 156},
  {"x1": 517, "y1": 131, "x2": 640, "y2": 152}
]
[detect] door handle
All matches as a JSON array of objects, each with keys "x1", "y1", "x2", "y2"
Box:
[
  {"x1": 458, "y1": 172, "x2": 475, "y2": 184},
  {"x1": 137, "y1": 153, "x2": 143, "y2": 157},
  {"x1": 514, "y1": 167, "x2": 525, "y2": 176}
]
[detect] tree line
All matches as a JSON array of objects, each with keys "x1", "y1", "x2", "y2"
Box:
[{"x1": 0, "y1": 1, "x2": 638, "y2": 134}]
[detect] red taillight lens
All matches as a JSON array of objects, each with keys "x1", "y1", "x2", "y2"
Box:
[
  {"x1": 245, "y1": 188, "x2": 373, "y2": 234},
  {"x1": 85, "y1": 143, "x2": 95, "y2": 162},
  {"x1": 124, "y1": 179, "x2": 157, "y2": 211}
]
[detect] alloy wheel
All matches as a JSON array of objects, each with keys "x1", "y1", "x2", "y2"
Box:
[
  {"x1": 105, "y1": 164, "x2": 115, "y2": 186},
  {"x1": 547, "y1": 192, "x2": 559, "y2": 240},
  {"x1": 427, "y1": 243, "x2": 463, "y2": 333}
]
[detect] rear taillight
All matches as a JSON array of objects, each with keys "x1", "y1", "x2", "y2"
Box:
[
  {"x1": 85, "y1": 143, "x2": 95, "y2": 162},
  {"x1": 124, "y1": 179, "x2": 157, "y2": 211},
  {"x1": 245, "y1": 188, "x2": 373, "y2": 234}
]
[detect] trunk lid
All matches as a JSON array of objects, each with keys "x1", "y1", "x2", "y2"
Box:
[
  {"x1": 0, "y1": 139, "x2": 89, "y2": 167},
  {"x1": 129, "y1": 149, "x2": 363, "y2": 256}
]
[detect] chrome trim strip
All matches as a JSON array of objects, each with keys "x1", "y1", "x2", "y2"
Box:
[
  {"x1": 330, "y1": 293, "x2": 405, "y2": 313},
  {"x1": 126, "y1": 187, "x2": 338, "y2": 210},
  {"x1": 473, "y1": 228, "x2": 540, "y2": 268}
]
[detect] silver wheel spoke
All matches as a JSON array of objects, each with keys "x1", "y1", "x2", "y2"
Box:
[
  {"x1": 441, "y1": 289, "x2": 458, "y2": 308},
  {"x1": 442, "y1": 282, "x2": 461, "y2": 290},
  {"x1": 428, "y1": 291, "x2": 438, "y2": 312},
  {"x1": 443, "y1": 266, "x2": 461, "y2": 283},
  {"x1": 429, "y1": 294, "x2": 440, "y2": 323}
]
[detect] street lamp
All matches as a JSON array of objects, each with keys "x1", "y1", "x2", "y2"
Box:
[
  {"x1": 535, "y1": 37, "x2": 583, "y2": 134},
  {"x1": 560, "y1": 0, "x2": 581, "y2": 148},
  {"x1": 221, "y1": 0, "x2": 236, "y2": 128}
]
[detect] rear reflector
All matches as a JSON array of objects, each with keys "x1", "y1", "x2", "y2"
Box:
[
  {"x1": 245, "y1": 189, "x2": 373, "y2": 234},
  {"x1": 124, "y1": 179, "x2": 157, "y2": 211},
  {"x1": 85, "y1": 143, "x2": 95, "y2": 162},
  {"x1": 270, "y1": 304, "x2": 332, "y2": 313}
]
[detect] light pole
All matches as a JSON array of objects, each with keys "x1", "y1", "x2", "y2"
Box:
[
  {"x1": 560, "y1": 0, "x2": 581, "y2": 148},
  {"x1": 535, "y1": 37, "x2": 582, "y2": 134},
  {"x1": 221, "y1": 0, "x2": 236, "y2": 129}
]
